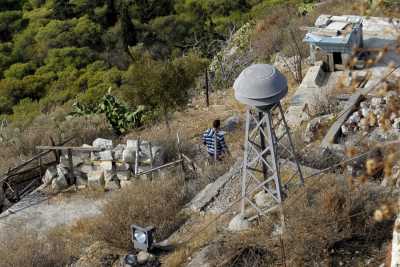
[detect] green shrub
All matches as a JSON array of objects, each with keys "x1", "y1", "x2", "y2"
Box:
[{"x1": 4, "y1": 62, "x2": 36, "y2": 79}]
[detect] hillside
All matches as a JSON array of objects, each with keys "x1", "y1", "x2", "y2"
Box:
[
  {"x1": 1, "y1": 0, "x2": 400, "y2": 267},
  {"x1": 0, "y1": 0, "x2": 287, "y2": 123}
]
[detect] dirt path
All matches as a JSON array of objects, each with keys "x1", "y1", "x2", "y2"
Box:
[{"x1": 0, "y1": 191, "x2": 106, "y2": 239}]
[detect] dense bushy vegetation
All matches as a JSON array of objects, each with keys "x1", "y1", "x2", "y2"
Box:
[{"x1": 0, "y1": 0, "x2": 304, "y2": 129}]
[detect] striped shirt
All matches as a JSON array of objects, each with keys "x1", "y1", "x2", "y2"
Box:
[{"x1": 202, "y1": 128, "x2": 227, "y2": 156}]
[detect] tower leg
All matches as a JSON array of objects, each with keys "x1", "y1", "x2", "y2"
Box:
[
  {"x1": 240, "y1": 104, "x2": 303, "y2": 220},
  {"x1": 258, "y1": 112, "x2": 269, "y2": 186},
  {"x1": 265, "y1": 110, "x2": 283, "y2": 203},
  {"x1": 241, "y1": 108, "x2": 251, "y2": 216},
  {"x1": 278, "y1": 104, "x2": 304, "y2": 185}
]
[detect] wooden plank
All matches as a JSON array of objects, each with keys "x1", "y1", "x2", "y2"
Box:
[
  {"x1": 36, "y1": 146, "x2": 103, "y2": 152},
  {"x1": 1, "y1": 161, "x2": 58, "y2": 183},
  {"x1": 3, "y1": 137, "x2": 75, "y2": 177},
  {"x1": 135, "y1": 159, "x2": 183, "y2": 176},
  {"x1": 321, "y1": 92, "x2": 364, "y2": 148},
  {"x1": 67, "y1": 149, "x2": 74, "y2": 185},
  {"x1": 50, "y1": 136, "x2": 60, "y2": 163}
]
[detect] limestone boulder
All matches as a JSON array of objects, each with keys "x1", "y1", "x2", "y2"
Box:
[
  {"x1": 115, "y1": 162, "x2": 130, "y2": 171},
  {"x1": 75, "y1": 172, "x2": 88, "y2": 187},
  {"x1": 116, "y1": 171, "x2": 131, "y2": 181},
  {"x1": 137, "y1": 251, "x2": 154, "y2": 264},
  {"x1": 120, "y1": 180, "x2": 133, "y2": 188},
  {"x1": 228, "y1": 214, "x2": 250, "y2": 232},
  {"x1": 105, "y1": 179, "x2": 120, "y2": 191},
  {"x1": 104, "y1": 170, "x2": 116, "y2": 182},
  {"x1": 42, "y1": 166, "x2": 57, "y2": 185},
  {"x1": 223, "y1": 115, "x2": 240, "y2": 132},
  {"x1": 51, "y1": 175, "x2": 69, "y2": 191},
  {"x1": 57, "y1": 165, "x2": 69, "y2": 181},
  {"x1": 254, "y1": 190, "x2": 274, "y2": 208},
  {"x1": 393, "y1": 118, "x2": 400, "y2": 131}
]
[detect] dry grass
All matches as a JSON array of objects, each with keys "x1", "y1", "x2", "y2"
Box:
[
  {"x1": 89, "y1": 175, "x2": 187, "y2": 249},
  {"x1": 0, "y1": 110, "x2": 114, "y2": 173},
  {"x1": 0, "y1": 228, "x2": 73, "y2": 267},
  {"x1": 209, "y1": 175, "x2": 394, "y2": 266},
  {"x1": 161, "y1": 213, "x2": 222, "y2": 267}
]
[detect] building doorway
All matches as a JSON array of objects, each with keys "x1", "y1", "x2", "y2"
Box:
[{"x1": 333, "y1": 52, "x2": 342, "y2": 65}]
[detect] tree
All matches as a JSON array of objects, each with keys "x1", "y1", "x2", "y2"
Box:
[
  {"x1": 119, "y1": 2, "x2": 137, "y2": 59},
  {"x1": 122, "y1": 53, "x2": 206, "y2": 128},
  {"x1": 52, "y1": 0, "x2": 73, "y2": 19},
  {"x1": 132, "y1": 0, "x2": 174, "y2": 24},
  {"x1": 0, "y1": 10, "x2": 24, "y2": 42}
]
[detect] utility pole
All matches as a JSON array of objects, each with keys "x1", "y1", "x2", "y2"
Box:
[{"x1": 205, "y1": 68, "x2": 210, "y2": 107}]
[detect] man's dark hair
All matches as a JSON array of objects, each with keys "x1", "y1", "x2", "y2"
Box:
[{"x1": 213, "y1": 119, "x2": 221, "y2": 129}]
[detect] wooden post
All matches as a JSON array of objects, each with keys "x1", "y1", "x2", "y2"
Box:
[
  {"x1": 176, "y1": 132, "x2": 185, "y2": 180},
  {"x1": 148, "y1": 142, "x2": 154, "y2": 180},
  {"x1": 135, "y1": 138, "x2": 140, "y2": 175},
  {"x1": 50, "y1": 136, "x2": 60, "y2": 163},
  {"x1": 205, "y1": 68, "x2": 210, "y2": 107},
  {"x1": 38, "y1": 155, "x2": 43, "y2": 181},
  {"x1": 213, "y1": 130, "x2": 217, "y2": 163},
  {"x1": 67, "y1": 149, "x2": 74, "y2": 185}
]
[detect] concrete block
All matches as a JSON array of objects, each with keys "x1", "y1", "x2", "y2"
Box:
[
  {"x1": 122, "y1": 147, "x2": 136, "y2": 163},
  {"x1": 100, "y1": 161, "x2": 113, "y2": 171},
  {"x1": 113, "y1": 144, "x2": 126, "y2": 161},
  {"x1": 93, "y1": 138, "x2": 113, "y2": 149},
  {"x1": 79, "y1": 164, "x2": 98, "y2": 174},
  {"x1": 99, "y1": 150, "x2": 113, "y2": 161},
  {"x1": 87, "y1": 170, "x2": 105, "y2": 188},
  {"x1": 126, "y1": 139, "x2": 140, "y2": 149}
]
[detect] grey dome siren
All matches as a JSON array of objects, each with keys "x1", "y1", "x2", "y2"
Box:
[{"x1": 233, "y1": 64, "x2": 288, "y2": 108}]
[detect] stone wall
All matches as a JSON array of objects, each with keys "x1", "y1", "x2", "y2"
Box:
[{"x1": 44, "y1": 138, "x2": 165, "y2": 192}]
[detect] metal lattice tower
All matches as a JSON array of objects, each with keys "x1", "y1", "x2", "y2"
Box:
[{"x1": 233, "y1": 64, "x2": 304, "y2": 220}]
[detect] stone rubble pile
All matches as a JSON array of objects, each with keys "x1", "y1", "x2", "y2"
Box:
[
  {"x1": 341, "y1": 92, "x2": 400, "y2": 136},
  {"x1": 43, "y1": 138, "x2": 165, "y2": 192}
]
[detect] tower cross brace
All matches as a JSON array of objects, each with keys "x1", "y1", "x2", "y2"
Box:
[{"x1": 241, "y1": 103, "x2": 304, "y2": 220}]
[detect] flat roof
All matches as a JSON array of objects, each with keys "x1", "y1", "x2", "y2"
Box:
[{"x1": 304, "y1": 15, "x2": 363, "y2": 46}]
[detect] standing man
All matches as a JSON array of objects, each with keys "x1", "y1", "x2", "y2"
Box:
[{"x1": 202, "y1": 119, "x2": 230, "y2": 161}]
